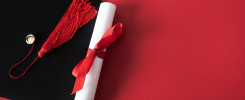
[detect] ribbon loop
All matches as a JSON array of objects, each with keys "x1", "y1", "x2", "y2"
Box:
[{"x1": 71, "y1": 23, "x2": 123, "y2": 94}]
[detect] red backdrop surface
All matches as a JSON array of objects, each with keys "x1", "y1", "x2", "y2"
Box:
[{"x1": 95, "y1": 0, "x2": 245, "y2": 100}]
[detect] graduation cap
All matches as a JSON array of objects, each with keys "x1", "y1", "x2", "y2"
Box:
[{"x1": 0, "y1": 0, "x2": 101, "y2": 99}]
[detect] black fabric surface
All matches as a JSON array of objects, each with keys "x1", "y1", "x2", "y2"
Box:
[{"x1": 0, "y1": 0, "x2": 101, "y2": 100}]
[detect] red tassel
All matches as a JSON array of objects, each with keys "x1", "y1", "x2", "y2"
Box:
[
  {"x1": 9, "y1": 0, "x2": 98, "y2": 79},
  {"x1": 38, "y1": 0, "x2": 98, "y2": 57}
]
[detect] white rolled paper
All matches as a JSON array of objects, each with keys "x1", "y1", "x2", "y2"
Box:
[{"x1": 74, "y1": 2, "x2": 116, "y2": 100}]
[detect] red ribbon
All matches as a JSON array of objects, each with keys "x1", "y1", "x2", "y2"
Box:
[{"x1": 71, "y1": 23, "x2": 123, "y2": 94}]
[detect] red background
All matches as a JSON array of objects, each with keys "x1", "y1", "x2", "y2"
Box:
[{"x1": 95, "y1": 0, "x2": 245, "y2": 100}]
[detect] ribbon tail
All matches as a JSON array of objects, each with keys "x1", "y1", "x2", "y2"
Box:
[
  {"x1": 72, "y1": 59, "x2": 85, "y2": 77},
  {"x1": 71, "y1": 52, "x2": 96, "y2": 95},
  {"x1": 71, "y1": 74, "x2": 86, "y2": 95}
]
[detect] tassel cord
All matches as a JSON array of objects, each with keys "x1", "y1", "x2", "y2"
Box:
[{"x1": 9, "y1": 43, "x2": 39, "y2": 79}]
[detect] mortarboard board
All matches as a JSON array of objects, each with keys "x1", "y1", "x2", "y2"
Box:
[{"x1": 0, "y1": 0, "x2": 101, "y2": 99}]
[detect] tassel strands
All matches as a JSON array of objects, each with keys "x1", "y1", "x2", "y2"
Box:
[
  {"x1": 38, "y1": 0, "x2": 98, "y2": 57},
  {"x1": 9, "y1": 0, "x2": 98, "y2": 79}
]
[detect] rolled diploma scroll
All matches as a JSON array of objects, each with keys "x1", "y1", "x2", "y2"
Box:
[{"x1": 74, "y1": 2, "x2": 116, "y2": 100}]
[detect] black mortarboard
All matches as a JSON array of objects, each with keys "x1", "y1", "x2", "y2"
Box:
[{"x1": 0, "y1": 0, "x2": 101, "y2": 99}]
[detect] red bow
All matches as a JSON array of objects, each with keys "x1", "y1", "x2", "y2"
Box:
[{"x1": 71, "y1": 23, "x2": 123, "y2": 94}]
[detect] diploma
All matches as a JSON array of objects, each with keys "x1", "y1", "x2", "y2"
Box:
[{"x1": 74, "y1": 2, "x2": 116, "y2": 100}]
